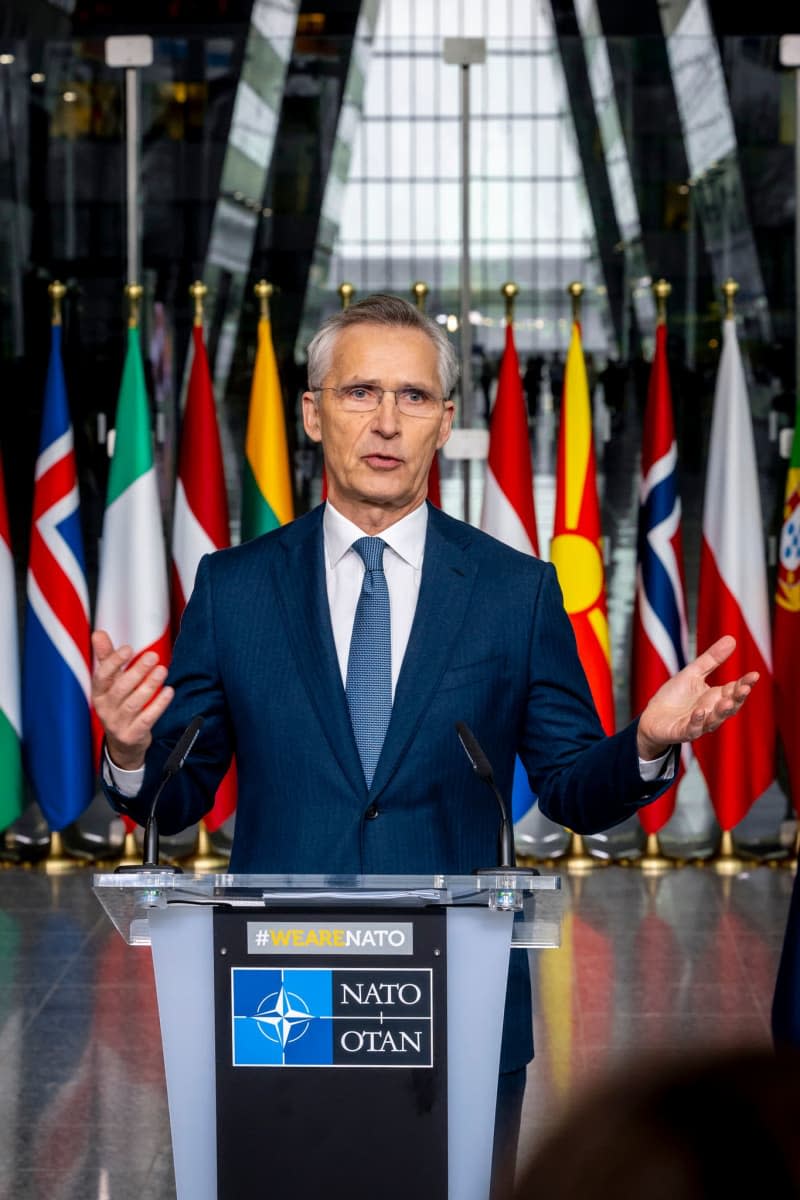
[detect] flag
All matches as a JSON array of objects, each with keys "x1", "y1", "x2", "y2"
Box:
[
  {"x1": 550, "y1": 320, "x2": 615, "y2": 734},
  {"x1": 22, "y1": 322, "x2": 93, "y2": 831},
  {"x1": 631, "y1": 322, "x2": 690, "y2": 833},
  {"x1": 480, "y1": 321, "x2": 540, "y2": 821},
  {"x1": 481, "y1": 322, "x2": 539, "y2": 555},
  {"x1": 427, "y1": 451, "x2": 442, "y2": 508},
  {"x1": 694, "y1": 317, "x2": 774, "y2": 829},
  {"x1": 95, "y1": 326, "x2": 170, "y2": 709},
  {"x1": 241, "y1": 313, "x2": 293, "y2": 540},
  {"x1": 171, "y1": 323, "x2": 236, "y2": 832},
  {"x1": 0, "y1": 454, "x2": 24, "y2": 832},
  {"x1": 773, "y1": 400, "x2": 800, "y2": 813}
]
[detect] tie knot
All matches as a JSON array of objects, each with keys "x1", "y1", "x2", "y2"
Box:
[{"x1": 352, "y1": 536, "x2": 386, "y2": 573}]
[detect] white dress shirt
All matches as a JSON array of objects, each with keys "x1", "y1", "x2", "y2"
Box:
[{"x1": 106, "y1": 499, "x2": 670, "y2": 793}]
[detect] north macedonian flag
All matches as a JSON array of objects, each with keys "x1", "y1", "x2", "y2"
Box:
[
  {"x1": 550, "y1": 320, "x2": 614, "y2": 734},
  {"x1": 774, "y1": 401, "x2": 800, "y2": 815}
]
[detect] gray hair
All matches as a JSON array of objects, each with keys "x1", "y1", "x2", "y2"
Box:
[{"x1": 306, "y1": 294, "x2": 460, "y2": 398}]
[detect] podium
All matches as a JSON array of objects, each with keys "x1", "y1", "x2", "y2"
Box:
[{"x1": 94, "y1": 870, "x2": 562, "y2": 1200}]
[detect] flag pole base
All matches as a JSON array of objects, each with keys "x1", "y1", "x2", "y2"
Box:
[
  {"x1": 114, "y1": 830, "x2": 143, "y2": 869},
  {"x1": 565, "y1": 832, "x2": 604, "y2": 874},
  {"x1": 637, "y1": 832, "x2": 675, "y2": 874},
  {"x1": 38, "y1": 830, "x2": 85, "y2": 875},
  {"x1": 710, "y1": 829, "x2": 746, "y2": 875},
  {"x1": 182, "y1": 825, "x2": 229, "y2": 873}
]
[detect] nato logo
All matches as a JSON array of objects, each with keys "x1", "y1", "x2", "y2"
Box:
[
  {"x1": 231, "y1": 967, "x2": 434, "y2": 1068},
  {"x1": 232, "y1": 967, "x2": 333, "y2": 1067}
]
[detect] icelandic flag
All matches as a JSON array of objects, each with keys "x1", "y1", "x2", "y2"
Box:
[
  {"x1": 631, "y1": 321, "x2": 690, "y2": 832},
  {"x1": 22, "y1": 323, "x2": 93, "y2": 831}
]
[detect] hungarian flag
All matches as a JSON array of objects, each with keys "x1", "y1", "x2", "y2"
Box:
[
  {"x1": 774, "y1": 400, "x2": 800, "y2": 814},
  {"x1": 0, "y1": 453, "x2": 24, "y2": 833},
  {"x1": 95, "y1": 326, "x2": 170, "y2": 752},
  {"x1": 481, "y1": 321, "x2": 539, "y2": 555},
  {"x1": 550, "y1": 320, "x2": 615, "y2": 734},
  {"x1": 171, "y1": 323, "x2": 236, "y2": 832},
  {"x1": 694, "y1": 317, "x2": 774, "y2": 829},
  {"x1": 480, "y1": 321, "x2": 539, "y2": 821},
  {"x1": 631, "y1": 322, "x2": 690, "y2": 832},
  {"x1": 22, "y1": 322, "x2": 93, "y2": 831},
  {"x1": 241, "y1": 312, "x2": 293, "y2": 540}
]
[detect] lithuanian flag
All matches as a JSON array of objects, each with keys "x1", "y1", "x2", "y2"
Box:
[
  {"x1": 550, "y1": 320, "x2": 615, "y2": 734},
  {"x1": 241, "y1": 315, "x2": 294, "y2": 540}
]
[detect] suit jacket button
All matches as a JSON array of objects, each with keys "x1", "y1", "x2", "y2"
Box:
[{"x1": 364, "y1": 804, "x2": 379, "y2": 820}]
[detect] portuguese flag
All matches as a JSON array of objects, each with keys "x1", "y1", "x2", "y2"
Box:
[
  {"x1": 241, "y1": 314, "x2": 294, "y2": 540},
  {"x1": 774, "y1": 402, "x2": 800, "y2": 814}
]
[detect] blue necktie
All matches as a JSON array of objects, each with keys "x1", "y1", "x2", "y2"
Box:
[{"x1": 346, "y1": 537, "x2": 392, "y2": 788}]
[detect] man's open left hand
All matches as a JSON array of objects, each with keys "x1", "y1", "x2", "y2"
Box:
[{"x1": 636, "y1": 635, "x2": 759, "y2": 761}]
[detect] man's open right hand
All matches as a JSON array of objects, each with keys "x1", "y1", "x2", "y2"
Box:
[{"x1": 91, "y1": 630, "x2": 175, "y2": 771}]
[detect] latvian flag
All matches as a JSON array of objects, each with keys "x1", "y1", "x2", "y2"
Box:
[{"x1": 171, "y1": 322, "x2": 236, "y2": 831}]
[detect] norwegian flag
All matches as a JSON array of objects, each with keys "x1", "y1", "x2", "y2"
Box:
[
  {"x1": 171, "y1": 323, "x2": 236, "y2": 831},
  {"x1": 631, "y1": 322, "x2": 690, "y2": 832},
  {"x1": 22, "y1": 322, "x2": 93, "y2": 831}
]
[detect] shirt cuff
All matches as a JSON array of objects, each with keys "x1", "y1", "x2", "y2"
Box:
[
  {"x1": 103, "y1": 745, "x2": 145, "y2": 797},
  {"x1": 638, "y1": 749, "x2": 675, "y2": 782}
]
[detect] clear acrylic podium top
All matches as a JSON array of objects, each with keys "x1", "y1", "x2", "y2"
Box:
[{"x1": 93, "y1": 870, "x2": 563, "y2": 950}]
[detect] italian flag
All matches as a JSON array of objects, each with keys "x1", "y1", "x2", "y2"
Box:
[
  {"x1": 241, "y1": 314, "x2": 294, "y2": 540},
  {"x1": 95, "y1": 326, "x2": 170, "y2": 720},
  {"x1": 0, "y1": 454, "x2": 24, "y2": 831}
]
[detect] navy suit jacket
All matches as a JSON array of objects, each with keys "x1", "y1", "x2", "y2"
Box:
[{"x1": 107, "y1": 503, "x2": 668, "y2": 1070}]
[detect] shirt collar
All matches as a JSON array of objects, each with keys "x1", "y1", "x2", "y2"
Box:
[{"x1": 323, "y1": 500, "x2": 428, "y2": 570}]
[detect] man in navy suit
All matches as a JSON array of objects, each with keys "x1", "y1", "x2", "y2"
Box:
[{"x1": 93, "y1": 294, "x2": 759, "y2": 1195}]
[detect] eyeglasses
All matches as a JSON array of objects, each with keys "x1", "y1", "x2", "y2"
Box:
[{"x1": 315, "y1": 384, "x2": 446, "y2": 419}]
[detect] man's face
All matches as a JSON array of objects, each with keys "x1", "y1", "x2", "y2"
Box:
[{"x1": 302, "y1": 324, "x2": 454, "y2": 531}]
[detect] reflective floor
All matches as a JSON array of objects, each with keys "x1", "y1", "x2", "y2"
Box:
[{"x1": 0, "y1": 863, "x2": 791, "y2": 1198}]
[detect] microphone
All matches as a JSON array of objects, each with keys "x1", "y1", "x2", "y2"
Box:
[
  {"x1": 455, "y1": 721, "x2": 516, "y2": 869},
  {"x1": 115, "y1": 715, "x2": 204, "y2": 874}
]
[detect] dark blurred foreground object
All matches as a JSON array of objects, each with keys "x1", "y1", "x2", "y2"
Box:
[
  {"x1": 773, "y1": 861, "x2": 800, "y2": 1047},
  {"x1": 514, "y1": 1048, "x2": 800, "y2": 1200}
]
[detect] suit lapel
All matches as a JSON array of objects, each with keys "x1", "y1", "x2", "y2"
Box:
[
  {"x1": 370, "y1": 509, "x2": 478, "y2": 801},
  {"x1": 272, "y1": 509, "x2": 367, "y2": 798}
]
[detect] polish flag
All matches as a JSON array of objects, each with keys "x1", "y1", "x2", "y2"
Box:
[{"x1": 694, "y1": 317, "x2": 775, "y2": 829}]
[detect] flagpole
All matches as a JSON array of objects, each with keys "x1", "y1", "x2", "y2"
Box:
[
  {"x1": 338, "y1": 282, "x2": 355, "y2": 310},
  {"x1": 501, "y1": 281, "x2": 518, "y2": 328},
  {"x1": 412, "y1": 281, "x2": 428, "y2": 312}
]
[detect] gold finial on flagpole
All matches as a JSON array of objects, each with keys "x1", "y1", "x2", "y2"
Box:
[
  {"x1": 411, "y1": 281, "x2": 429, "y2": 312},
  {"x1": 48, "y1": 280, "x2": 66, "y2": 326},
  {"x1": 567, "y1": 281, "x2": 584, "y2": 323},
  {"x1": 254, "y1": 279, "x2": 273, "y2": 320},
  {"x1": 125, "y1": 282, "x2": 143, "y2": 329},
  {"x1": 653, "y1": 278, "x2": 671, "y2": 326},
  {"x1": 189, "y1": 280, "x2": 208, "y2": 327},
  {"x1": 338, "y1": 282, "x2": 355, "y2": 310},
  {"x1": 501, "y1": 282, "x2": 519, "y2": 325},
  {"x1": 722, "y1": 277, "x2": 739, "y2": 320}
]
